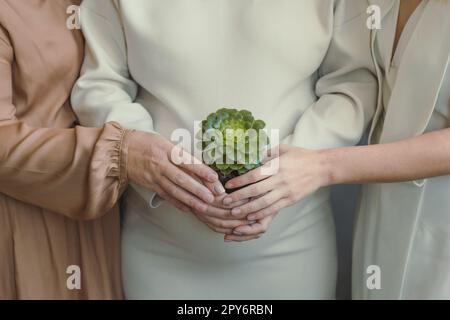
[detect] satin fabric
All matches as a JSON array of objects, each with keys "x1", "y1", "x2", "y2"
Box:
[{"x1": 0, "y1": 0, "x2": 127, "y2": 299}]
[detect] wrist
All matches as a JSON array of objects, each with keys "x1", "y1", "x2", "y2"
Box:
[
  {"x1": 123, "y1": 130, "x2": 143, "y2": 183},
  {"x1": 317, "y1": 148, "x2": 345, "y2": 187}
]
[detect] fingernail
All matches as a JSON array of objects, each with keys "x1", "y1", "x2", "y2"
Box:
[
  {"x1": 248, "y1": 214, "x2": 256, "y2": 221},
  {"x1": 231, "y1": 208, "x2": 241, "y2": 216},
  {"x1": 214, "y1": 183, "x2": 226, "y2": 195},
  {"x1": 233, "y1": 231, "x2": 243, "y2": 236},
  {"x1": 248, "y1": 220, "x2": 256, "y2": 225},
  {"x1": 208, "y1": 173, "x2": 218, "y2": 182},
  {"x1": 223, "y1": 197, "x2": 233, "y2": 206}
]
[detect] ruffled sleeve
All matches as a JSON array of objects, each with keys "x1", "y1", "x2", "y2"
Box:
[{"x1": 84, "y1": 122, "x2": 131, "y2": 218}]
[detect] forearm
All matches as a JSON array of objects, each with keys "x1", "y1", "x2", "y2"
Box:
[{"x1": 323, "y1": 128, "x2": 450, "y2": 185}]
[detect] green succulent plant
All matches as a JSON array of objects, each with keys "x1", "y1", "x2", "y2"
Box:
[{"x1": 196, "y1": 108, "x2": 269, "y2": 182}]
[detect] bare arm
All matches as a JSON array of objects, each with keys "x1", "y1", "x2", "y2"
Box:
[
  {"x1": 325, "y1": 128, "x2": 450, "y2": 185},
  {"x1": 223, "y1": 127, "x2": 450, "y2": 238}
]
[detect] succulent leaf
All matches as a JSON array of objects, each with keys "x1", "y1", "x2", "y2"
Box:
[{"x1": 197, "y1": 108, "x2": 270, "y2": 178}]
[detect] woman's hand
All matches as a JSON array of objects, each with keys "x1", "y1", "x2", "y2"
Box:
[
  {"x1": 222, "y1": 145, "x2": 331, "y2": 241},
  {"x1": 126, "y1": 130, "x2": 225, "y2": 213},
  {"x1": 184, "y1": 172, "x2": 253, "y2": 237},
  {"x1": 192, "y1": 194, "x2": 255, "y2": 236}
]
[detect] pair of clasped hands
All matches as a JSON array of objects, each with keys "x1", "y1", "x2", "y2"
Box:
[{"x1": 126, "y1": 131, "x2": 328, "y2": 242}]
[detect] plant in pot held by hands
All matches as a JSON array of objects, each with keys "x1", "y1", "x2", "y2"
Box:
[{"x1": 196, "y1": 108, "x2": 270, "y2": 193}]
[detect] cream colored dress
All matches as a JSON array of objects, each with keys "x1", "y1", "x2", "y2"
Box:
[
  {"x1": 353, "y1": 0, "x2": 450, "y2": 299},
  {"x1": 72, "y1": 0, "x2": 377, "y2": 300}
]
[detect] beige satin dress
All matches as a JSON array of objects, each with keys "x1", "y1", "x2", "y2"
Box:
[{"x1": 0, "y1": 0, "x2": 126, "y2": 299}]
